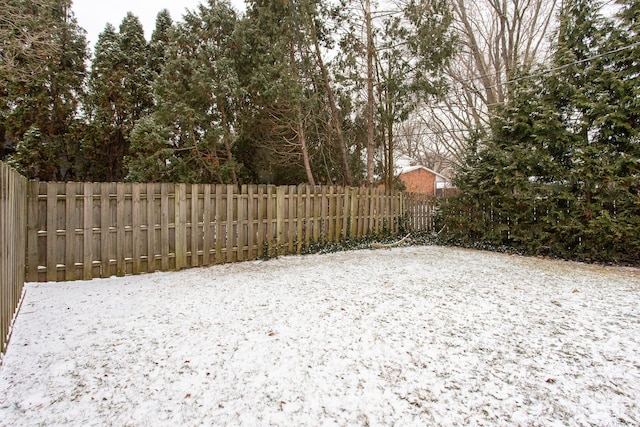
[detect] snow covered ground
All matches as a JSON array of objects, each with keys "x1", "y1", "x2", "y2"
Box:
[{"x1": 1, "y1": 245, "x2": 639, "y2": 426}]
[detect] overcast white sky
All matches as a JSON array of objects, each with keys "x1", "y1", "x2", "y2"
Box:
[{"x1": 73, "y1": 0, "x2": 246, "y2": 51}]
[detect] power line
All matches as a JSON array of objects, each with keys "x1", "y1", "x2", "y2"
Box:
[
  {"x1": 401, "y1": 39, "x2": 640, "y2": 109},
  {"x1": 484, "y1": 40, "x2": 640, "y2": 91}
]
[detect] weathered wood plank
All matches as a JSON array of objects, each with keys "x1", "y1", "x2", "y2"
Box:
[
  {"x1": 202, "y1": 184, "x2": 211, "y2": 266},
  {"x1": 46, "y1": 184, "x2": 58, "y2": 282},
  {"x1": 238, "y1": 186, "x2": 246, "y2": 261},
  {"x1": 287, "y1": 185, "x2": 295, "y2": 254},
  {"x1": 99, "y1": 184, "x2": 110, "y2": 277},
  {"x1": 160, "y1": 183, "x2": 170, "y2": 271},
  {"x1": 311, "y1": 186, "x2": 322, "y2": 243},
  {"x1": 328, "y1": 186, "x2": 336, "y2": 243},
  {"x1": 116, "y1": 184, "x2": 126, "y2": 276},
  {"x1": 191, "y1": 184, "x2": 199, "y2": 267},
  {"x1": 247, "y1": 185, "x2": 255, "y2": 260},
  {"x1": 276, "y1": 186, "x2": 285, "y2": 256},
  {"x1": 26, "y1": 181, "x2": 39, "y2": 281},
  {"x1": 132, "y1": 184, "x2": 142, "y2": 274},
  {"x1": 146, "y1": 183, "x2": 156, "y2": 273},
  {"x1": 256, "y1": 185, "x2": 265, "y2": 259},
  {"x1": 226, "y1": 185, "x2": 235, "y2": 263},
  {"x1": 64, "y1": 183, "x2": 76, "y2": 281},
  {"x1": 296, "y1": 185, "x2": 304, "y2": 254},
  {"x1": 266, "y1": 185, "x2": 275, "y2": 257},
  {"x1": 83, "y1": 185, "x2": 93, "y2": 280},
  {"x1": 215, "y1": 184, "x2": 223, "y2": 263},
  {"x1": 303, "y1": 185, "x2": 311, "y2": 248},
  {"x1": 175, "y1": 183, "x2": 187, "y2": 270}
]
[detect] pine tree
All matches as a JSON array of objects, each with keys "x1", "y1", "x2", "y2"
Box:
[
  {"x1": 233, "y1": 0, "x2": 311, "y2": 184},
  {"x1": 148, "y1": 9, "x2": 173, "y2": 79},
  {"x1": 126, "y1": 0, "x2": 242, "y2": 184},
  {"x1": 4, "y1": 0, "x2": 87, "y2": 180},
  {"x1": 84, "y1": 13, "x2": 153, "y2": 181},
  {"x1": 548, "y1": 0, "x2": 640, "y2": 260}
]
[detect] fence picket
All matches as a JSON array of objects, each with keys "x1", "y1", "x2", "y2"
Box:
[
  {"x1": 238, "y1": 186, "x2": 247, "y2": 261},
  {"x1": 226, "y1": 185, "x2": 234, "y2": 263},
  {"x1": 160, "y1": 184, "x2": 170, "y2": 271},
  {"x1": 175, "y1": 183, "x2": 187, "y2": 270},
  {"x1": 256, "y1": 186, "x2": 265, "y2": 259},
  {"x1": 203, "y1": 185, "x2": 212, "y2": 266},
  {"x1": 188, "y1": 184, "x2": 196, "y2": 267},
  {"x1": 83, "y1": 185, "x2": 93, "y2": 280},
  {"x1": 116, "y1": 184, "x2": 125, "y2": 276},
  {"x1": 247, "y1": 185, "x2": 255, "y2": 260},
  {"x1": 132, "y1": 185, "x2": 142, "y2": 274}
]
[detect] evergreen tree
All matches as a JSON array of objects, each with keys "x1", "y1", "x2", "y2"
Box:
[
  {"x1": 234, "y1": 0, "x2": 319, "y2": 185},
  {"x1": 148, "y1": 9, "x2": 174, "y2": 78},
  {"x1": 84, "y1": 13, "x2": 153, "y2": 181},
  {"x1": 442, "y1": 0, "x2": 640, "y2": 263},
  {"x1": 125, "y1": 0, "x2": 242, "y2": 184},
  {"x1": 4, "y1": 0, "x2": 87, "y2": 180},
  {"x1": 0, "y1": 0, "x2": 64, "y2": 85}
]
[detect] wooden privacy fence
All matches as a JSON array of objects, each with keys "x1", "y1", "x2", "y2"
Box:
[
  {"x1": 27, "y1": 182, "x2": 438, "y2": 282},
  {"x1": 1, "y1": 162, "x2": 27, "y2": 356}
]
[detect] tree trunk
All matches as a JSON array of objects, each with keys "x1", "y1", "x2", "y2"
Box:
[
  {"x1": 308, "y1": 18, "x2": 352, "y2": 186},
  {"x1": 365, "y1": 0, "x2": 375, "y2": 187},
  {"x1": 219, "y1": 103, "x2": 238, "y2": 185},
  {"x1": 290, "y1": 39, "x2": 315, "y2": 185},
  {"x1": 297, "y1": 101, "x2": 316, "y2": 185}
]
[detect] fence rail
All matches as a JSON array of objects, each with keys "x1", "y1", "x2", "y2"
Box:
[
  {"x1": 1, "y1": 162, "x2": 27, "y2": 356},
  {"x1": 25, "y1": 182, "x2": 437, "y2": 282}
]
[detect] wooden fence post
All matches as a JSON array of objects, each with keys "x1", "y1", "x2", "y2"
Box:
[
  {"x1": 26, "y1": 181, "x2": 39, "y2": 282},
  {"x1": 83, "y1": 185, "x2": 94, "y2": 280},
  {"x1": 202, "y1": 184, "x2": 212, "y2": 266},
  {"x1": 226, "y1": 185, "x2": 235, "y2": 263},
  {"x1": 132, "y1": 184, "x2": 142, "y2": 274},
  {"x1": 276, "y1": 186, "x2": 285, "y2": 256},
  {"x1": 175, "y1": 183, "x2": 187, "y2": 270}
]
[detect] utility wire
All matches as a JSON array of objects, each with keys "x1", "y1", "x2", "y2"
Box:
[
  {"x1": 390, "y1": 39, "x2": 640, "y2": 108},
  {"x1": 484, "y1": 40, "x2": 640, "y2": 91}
]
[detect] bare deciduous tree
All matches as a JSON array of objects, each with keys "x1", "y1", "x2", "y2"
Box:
[
  {"x1": 0, "y1": 0, "x2": 65, "y2": 84},
  {"x1": 404, "y1": 0, "x2": 560, "y2": 168}
]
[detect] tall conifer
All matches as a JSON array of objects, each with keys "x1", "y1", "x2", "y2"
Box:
[
  {"x1": 84, "y1": 13, "x2": 152, "y2": 181},
  {"x1": 5, "y1": 0, "x2": 87, "y2": 180},
  {"x1": 126, "y1": 0, "x2": 241, "y2": 183}
]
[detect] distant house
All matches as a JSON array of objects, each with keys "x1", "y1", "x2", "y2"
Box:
[
  {"x1": 398, "y1": 164, "x2": 454, "y2": 196},
  {"x1": 380, "y1": 156, "x2": 455, "y2": 196}
]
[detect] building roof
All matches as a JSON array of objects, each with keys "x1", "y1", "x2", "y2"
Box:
[{"x1": 397, "y1": 164, "x2": 451, "y2": 181}]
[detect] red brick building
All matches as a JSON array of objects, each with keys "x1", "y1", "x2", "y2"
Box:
[{"x1": 397, "y1": 165, "x2": 453, "y2": 196}]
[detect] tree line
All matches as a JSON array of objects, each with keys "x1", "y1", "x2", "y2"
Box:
[{"x1": 1, "y1": 0, "x2": 454, "y2": 186}]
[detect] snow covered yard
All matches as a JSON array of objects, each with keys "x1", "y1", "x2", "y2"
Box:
[{"x1": 1, "y1": 246, "x2": 639, "y2": 426}]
